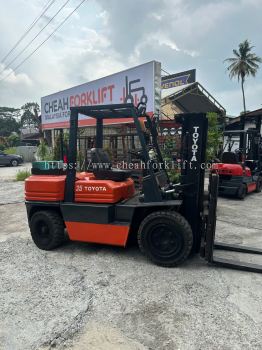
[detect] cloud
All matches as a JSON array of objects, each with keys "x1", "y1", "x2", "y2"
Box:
[
  {"x1": 52, "y1": 26, "x2": 125, "y2": 85},
  {"x1": 0, "y1": 0, "x2": 261, "y2": 116},
  {"x1": 0, "y1": 64, "x2": 32, "y2": 85}
]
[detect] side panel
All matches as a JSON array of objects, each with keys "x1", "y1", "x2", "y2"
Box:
[
  {"x1": 74, "y1": 177, "x2": 135, "y2": 203},
  {"x1": 247, "y1": 182, "x2": 256, "y2": 193},
  {"x1": 61, "y1": 202, "x2": 132, "y2": 246},
  {"x1": 60, "y1": 203, "x2": 116, "y2": 224},
  {"x1": 25, "y1": 175, "x2": 66, "y2": 201},
  {"x1": 65, "y1": 222, "x2": 130, "y2": 247}
]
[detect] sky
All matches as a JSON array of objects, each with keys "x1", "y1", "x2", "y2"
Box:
[{"x1": 0, "y1": 0, "x2": 262, "y2": 116}]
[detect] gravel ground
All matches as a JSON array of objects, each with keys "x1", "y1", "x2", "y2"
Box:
[
  {"x1": 0, "y1": 166, "x2": 261, "y2": 350},
  {"x1": 0, "y1": 163, "x2": 31, "y2": 182}
]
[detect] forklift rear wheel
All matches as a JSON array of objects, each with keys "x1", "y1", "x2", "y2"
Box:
[
  {"x1": 237, "y1": 184, "x2": 247, "y2": 199},
  {"x1": 30, "y1": 210, "x2": 65, "y2": 250},
  {"x1": 255, "y1": 177, "x2": 262, "y2": 193},
  {"x1": 138, "y1": 211, "x2": 193, "y2": 267}
]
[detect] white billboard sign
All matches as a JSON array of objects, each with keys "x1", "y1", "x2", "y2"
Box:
[{"x1": 41, "y1": 61, "x2": 161, "y2": 129}]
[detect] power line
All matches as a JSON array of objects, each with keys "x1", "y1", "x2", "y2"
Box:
[
  {"x1": 0, "y1": 0, "x2": 71, "y2": 76},
  {"x1": 1, "y1": 0, "x2": 56, "y2": 64},
  {"x1": 161, "y1": 68, "x2": 171, "y2": 76},
  {"x1": 0, "y1": 0, "x2": 87, "y2": 83}
]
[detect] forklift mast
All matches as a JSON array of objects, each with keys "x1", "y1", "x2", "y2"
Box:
[
  {"x1": 177, "y1": 113, "x2": 208, "y2": 252},
  {"x1": 234, "y1": 114, "x2": 262, "y2": 163},
  {"x1": 224, "y1": 129, "x2": 262, "y2": 164}
]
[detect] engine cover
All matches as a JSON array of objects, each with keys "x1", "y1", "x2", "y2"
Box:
[
  {"x1": 25, "y1": 172, "x2": 135, "y2": 203},
  {"x1": 212, "y1": 163, "x2": 251, "y2": 177}
]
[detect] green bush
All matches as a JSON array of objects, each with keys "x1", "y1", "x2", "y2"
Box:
[
  {"x1": 37, "y1": 140, "x2": 54, "y2": 161},
  {"x1": 161, "y1": 136, "x2": 180, "y2": 183},
  {"x1": 16, "y1": 169, "x2": 31, "y2": 181},
  {"x1": 8, "y1": 134, "x2": 20, "y2": 147},
  {"x1": 206, "y1": 112, "x2": 223, "y2": 161},
  {"x1": 53, "y1": 132, "x2": 69, "y2": 161},
  {"x1": 168, "y1": 171, "x2": 180, "y2": 184},
  {"x1": 4, "y1": 147, "x2": 17, "y2": 155},
  {"x1": 0, "y1": 136, "x2": 8, "y2": 150},
  {"x1": 77, "y1": 150, "x2": 85, "y2": 171}
]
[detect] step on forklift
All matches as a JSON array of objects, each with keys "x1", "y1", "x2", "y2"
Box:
[
  {"x1": 212, "y1": 119, "x2": 262, "y2": 199},
  {"x1": 25, "y1": 103, "x2": 262, "y2": 272}
]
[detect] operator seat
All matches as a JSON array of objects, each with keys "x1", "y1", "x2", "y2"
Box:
[
  {"x1": 245, "y1": 160, "x2": 258, "y2": 172},
  {"x1": 221, "y1": 152, "x2": 239, "y2": 164},
  {"x1": 90, "y1": 148, "x2": 132, "y2": 182}
]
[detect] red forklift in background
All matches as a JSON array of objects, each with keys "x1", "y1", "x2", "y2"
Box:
[{"x1": 212, "y1": 118, "x2": 262, "y2": 199}]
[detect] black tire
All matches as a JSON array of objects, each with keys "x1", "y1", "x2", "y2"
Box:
[
  {"x1": 255, "y1": 177, "x2": 262, "y2": 193},
  {"x1": 11, "y1": 159, "x2": 18, "y2": 167},
  {"x1": 137, "y1": 211, "x2": 193, "y2": 267},
  {"x1": 30, "y1": 210, "x2": 65, "y2": 250},
  {"x1": 237, "y1": 183, "x2": 247, "y2": 199}
]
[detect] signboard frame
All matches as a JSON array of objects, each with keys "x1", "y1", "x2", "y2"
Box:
[
  {"x1": 161, "y1": 69, "x2": 196, "y2": 90},
  {"x1": 41, "y1": 61, "x2": 161, "y2": 130}
]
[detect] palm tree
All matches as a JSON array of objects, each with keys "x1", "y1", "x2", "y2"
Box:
[{"x1": 224, "y1": 40, "x2": 262, "y2": 114}]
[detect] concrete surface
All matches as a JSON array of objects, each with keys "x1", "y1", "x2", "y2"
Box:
[
  {"x1": 0, "y1": 167, "x2": 261, "y2": 350},
  {"x1": 0, "y1": 163, "x2": 31, "y2": 181}
]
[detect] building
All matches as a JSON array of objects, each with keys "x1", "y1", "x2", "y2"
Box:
[
  {"x1": 161, "y1": 81, "x2": 225, "y2": 117},
  {"x1": 223, "y1": 108, "x2": 262, "y2": 153},
  {"x1": 225, "y1": 108, "x2": 262, "y2": 132}
]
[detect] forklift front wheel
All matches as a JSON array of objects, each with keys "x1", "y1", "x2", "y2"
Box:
[
  {"x1": 30, "y1": 210, "x2": 66, "y2": 250},
  {"x1": 255, "y1": 177, "x2": 262, "y2": 193},
  {"x1": 138, "y1": 211, "x2": 193, "y2": 267},
  {"x1": 237, "y1": 184, "x2": 247, "y2": 199}
]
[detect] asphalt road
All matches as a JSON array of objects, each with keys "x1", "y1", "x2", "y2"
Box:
[{"x1": 0, "y1": 166, "x2": 261, "y2": 350}]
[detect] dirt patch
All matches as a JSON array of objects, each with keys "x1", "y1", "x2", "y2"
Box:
[{"x1": 70, "y1": 322, "x2": 147, "y2": 350}]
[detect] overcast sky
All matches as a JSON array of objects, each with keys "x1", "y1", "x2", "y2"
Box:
[{"x1": 0, "y1": 0, "x2": 261, "y2": 116}]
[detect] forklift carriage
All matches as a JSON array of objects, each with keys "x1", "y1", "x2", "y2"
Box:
[{"x1": 25, "y1": 103, "x2": 262, "y2": 272}]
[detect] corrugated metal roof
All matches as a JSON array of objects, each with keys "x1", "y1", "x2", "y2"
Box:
[{"x1": 161, "y1": 81, "x2": 226, "y2": 115}]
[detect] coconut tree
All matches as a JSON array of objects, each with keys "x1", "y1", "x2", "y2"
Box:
[{"x1": 224, "y1": 40, "x2": 262, "y2": 114}]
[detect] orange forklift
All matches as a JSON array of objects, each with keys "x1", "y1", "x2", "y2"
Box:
[{"x1": 25, "y1": 103, "x2": 262, "y2": 272}]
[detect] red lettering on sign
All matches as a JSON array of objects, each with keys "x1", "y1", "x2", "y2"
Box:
[
  {"x1": 101, "y1": 87, "x2": 107, "y2": 103},
  {"x1": 86, "y1": 91, "x2": 92, "y2": 104},
  {"x1": 75, "y1": 94, "x2": 80, "y2": 106},
  {"x1": 81, "y1": 93, "x2": 87, "y2": 106},
  {"x1": 70, "y1": 96, "x2": 75, "y2": 107},
  {"x1": 92, "y1": 90, "x2": 97, "y2": 104},
  {"x1": 108, "y1": 84, "x2": 115, "y2": 101},
  {"x1": 98, "y1": 88, "x2": 101, "y2": 104}
]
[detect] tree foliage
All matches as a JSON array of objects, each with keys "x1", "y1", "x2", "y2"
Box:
[
  {"x1": 162, "y1": 135, "x2": 176, "y2": 161},
  {"x1": 161, "y1": 135, "x2": 180, "y2": 183},
  {"x1": 206, "y1": 112, "x2": 223, "y2": 161},
  {"x1": 53, "y1": 133, "x2": 69, "y2": 160},
  {"x1": 224, "y1": 40, "x2": 262, "y2": 113},
  {"x1": 21, "y1": 102, "x2": 40, "y2": 128},
  {"x1": 7, "y1": 134, "x2": 20, "y2": 147},
  {"x1": 0, "y1": 102, "x2": 41, "y2": 146},
  {"x1": 0, "y1": 107, "x2": 21, "y2": 136}
]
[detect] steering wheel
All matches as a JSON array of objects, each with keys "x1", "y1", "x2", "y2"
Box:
[
  {"x1": 128, "y1": 149, "x2": 143, "y2": 157},
  {"x1": 136, "y1": 102, "x2": 147, "y2": 116}
]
